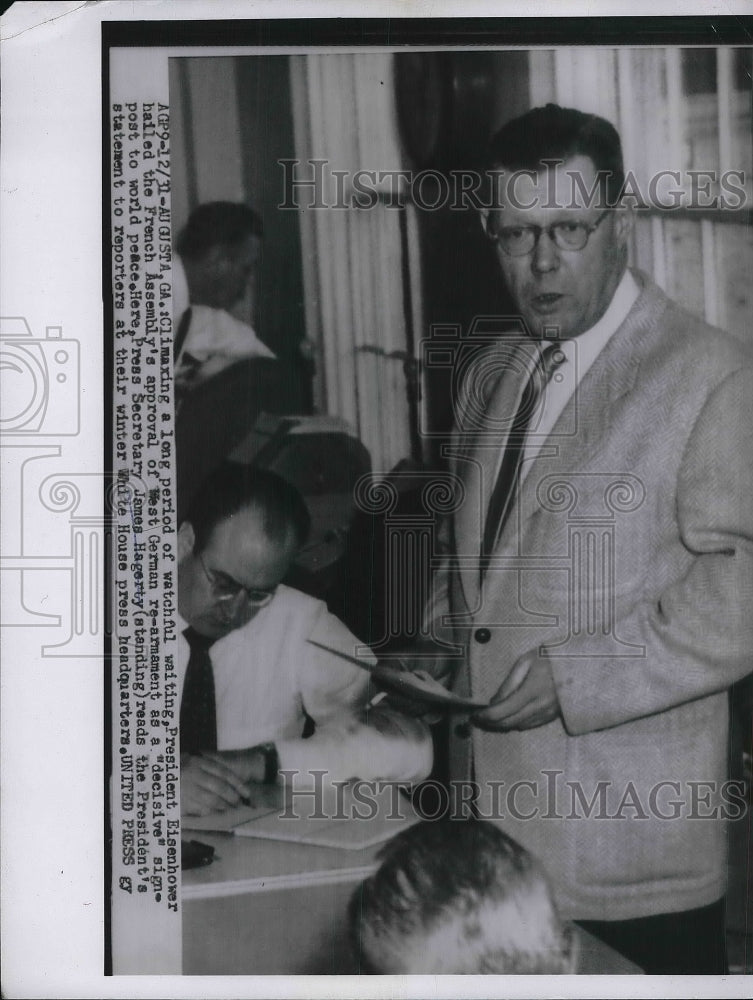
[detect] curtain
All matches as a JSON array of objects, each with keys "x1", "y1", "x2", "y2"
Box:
[
  {"x1": 528, "y1": 46, "x2": 752, "y2": 342},
  {"x1": 289, "y1": 53, "x2": 420, "y2": 474}
]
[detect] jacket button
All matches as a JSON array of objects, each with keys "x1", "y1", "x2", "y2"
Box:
[
  {"x1": 454, "y1": 722, "x2": 472, "y2": 739},
  {"x1": 474, "y1": 628, "x2": 491, "y2": 644}
]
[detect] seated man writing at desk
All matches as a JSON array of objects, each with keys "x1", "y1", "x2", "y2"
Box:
[{"x1": 177, "y1": 463, "x2": 432, "y2": 816}]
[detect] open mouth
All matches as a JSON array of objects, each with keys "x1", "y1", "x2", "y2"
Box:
[{"x1": 531, "y1": 293, "x2": 565, "y2": 313}]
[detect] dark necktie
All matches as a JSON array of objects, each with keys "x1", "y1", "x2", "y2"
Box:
[
  {"x1": 480, "y1": 343, "x2": 564, "y2": 582},
  {"x1": 173, "y1": 307, "x2": 193, "y2": 362},
  {"x1": 180, "y1": 627, "x2": 217, "y2": 753}
]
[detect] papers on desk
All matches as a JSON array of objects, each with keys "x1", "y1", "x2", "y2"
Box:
[
  {"x1": 234, "y1": 800, "x2": 420, "y2": 851},
  {"x1": 184, "y1": 783, "x2": 421, "y2": 850},
  {"x1": 182, "y1": 784, "x2": 282, "y2": 833}
]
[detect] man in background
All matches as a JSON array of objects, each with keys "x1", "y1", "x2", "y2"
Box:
[
  {"x1": 172, "y1": 200, "x2": 274, "y2": 392},
  {"x1": 176, "y1": 463, "x2": 432, "y2": 816}
]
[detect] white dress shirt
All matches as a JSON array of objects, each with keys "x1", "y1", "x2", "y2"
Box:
[
  {"x1": 173, "y1": 254, "x2": 275, "y2": 379},
  {"x1": 176, "y1": 585, "x2": 432, "y2": 783},
  {"x1": 521, "y1": 268, "x2": 640, "y2": 475},
  {"x1": 176, "y1": 304, "x2": 275, "y2": 369}
]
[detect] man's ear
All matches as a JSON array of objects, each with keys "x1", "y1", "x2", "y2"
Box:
[
  {"x1": 205, "y1": 243, "x2": 232, "y2": 273},
  {"x1": 177, "y1": 521, "x2": 196, "y2": 563},
  {"x1": 614, "y1": 205, "x2": 635, "y2": 245},
  {"x1": 478, "y1": 208, "x2": 491, "y2": 239}
]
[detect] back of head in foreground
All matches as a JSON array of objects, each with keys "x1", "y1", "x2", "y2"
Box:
[{"x1": 349, "y1": 818, "x2": 575, "y2": 974}]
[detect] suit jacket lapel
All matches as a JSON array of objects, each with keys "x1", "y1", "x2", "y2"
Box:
[
  {"x1": 450, "y1": 269, "x2": 666, "y2": 598},
  {"x1": 504, "y1": 275, "x2": 661, "y2": 546},
  {"x1": 450, "y1": 339, "x2": 536, "y2": 610}
]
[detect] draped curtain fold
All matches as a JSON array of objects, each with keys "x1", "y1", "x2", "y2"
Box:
[{"x1": 289, "y1": 53, "x2": 419, "y2": 474}]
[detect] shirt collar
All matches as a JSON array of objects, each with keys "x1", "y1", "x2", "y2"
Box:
[{"x1": 545, "y1": 268, "x2": 640, "y2": 373}]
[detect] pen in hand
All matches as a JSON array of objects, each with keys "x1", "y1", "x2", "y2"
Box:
[{"x1": 366, "y1": 690, "x2": 389, "y2": 710}]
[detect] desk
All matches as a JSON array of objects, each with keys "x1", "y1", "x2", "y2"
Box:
[
  {"x1": 183, "y1": 831, "x2": 380, "y2": 974},
  {"x1": 182, "y1": 826, "x2": 642, "y2": 975}
]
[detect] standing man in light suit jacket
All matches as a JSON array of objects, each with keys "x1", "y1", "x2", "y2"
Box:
[{"x1": 421, "y1": 104, "x2": 753, "y2": 974}]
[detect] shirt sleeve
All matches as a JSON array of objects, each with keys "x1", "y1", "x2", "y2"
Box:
[
  {"x1": 274, "y1": 602, "x2": 433, "y2": 782},
  {"x1": 295, "y1": 601, "x2": 373, "y2": 725},
  {"x1": 275, "y1": 706, "x2": 433, "y2": 784},
  {"x1": 185, "y1": 306, "x2": 276, "y2": 361}
]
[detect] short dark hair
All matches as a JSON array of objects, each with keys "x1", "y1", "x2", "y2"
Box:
[
  {"x1": 183, "y1": 463, "x2": 310, "y2": 555},
  {"x1": 349, "y1": 819, "x2": 573, "y2": 974},
  {"x1": 176, "y1": 201, "x2": 264, "y2": 261},
  {"x1": 486, "y1": 103, "x2": 625, "y2": 206}
]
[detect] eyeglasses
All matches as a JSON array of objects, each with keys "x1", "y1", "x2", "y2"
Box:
[
  {"x1": 197, "y1": 551, "x2": 276, "y2": 608},
  {"x1": 486, "y1": 209, "x2": 611, "y2": 257}
]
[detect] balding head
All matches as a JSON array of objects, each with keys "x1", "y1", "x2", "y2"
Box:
[{"x1": 350, "y1": 819, "x2": 575, "y2": 974}]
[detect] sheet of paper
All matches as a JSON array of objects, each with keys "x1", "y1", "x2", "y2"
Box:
[
  {"x1": 307, "y1": 639, "x2": 490, "y2": 710},
  {"x1": 371, "y1": 664, "x2": 490, "y2": 711},
  {"x1": 182, "y1": 800, "x2": 280, "y2": 833},
  {"x1": 234, "y1": 785, "x2": 420, "y2": 850}
]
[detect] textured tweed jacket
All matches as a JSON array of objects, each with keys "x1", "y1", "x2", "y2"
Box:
[{"x1": 434, "y1": 269, "x2": 753, "y2": 920}]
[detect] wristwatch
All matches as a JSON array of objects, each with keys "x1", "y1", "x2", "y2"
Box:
[{"x1": 255, "y1": 741, "x2": 280, "y2": 785}]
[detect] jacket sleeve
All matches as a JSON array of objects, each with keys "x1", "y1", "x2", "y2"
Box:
[{"x1": 551, "y1": 366, "x2": 753, "y2": 734}]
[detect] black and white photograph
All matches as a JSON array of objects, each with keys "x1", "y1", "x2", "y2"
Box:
[{"x1": 2, "y1": 3, "x2": 752, "y2": 996}]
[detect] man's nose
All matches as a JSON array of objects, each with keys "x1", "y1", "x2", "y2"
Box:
[
  {"x1": 219, "y1": 591, "x2": 249, "y2": 626},
  {"x1": 531, "y1": 228, "x2": 560, "y2": 273}
]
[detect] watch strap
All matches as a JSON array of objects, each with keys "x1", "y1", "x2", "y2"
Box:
[{"x1": 257, "y1": 741, "x2": 279, "y2": 784}]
